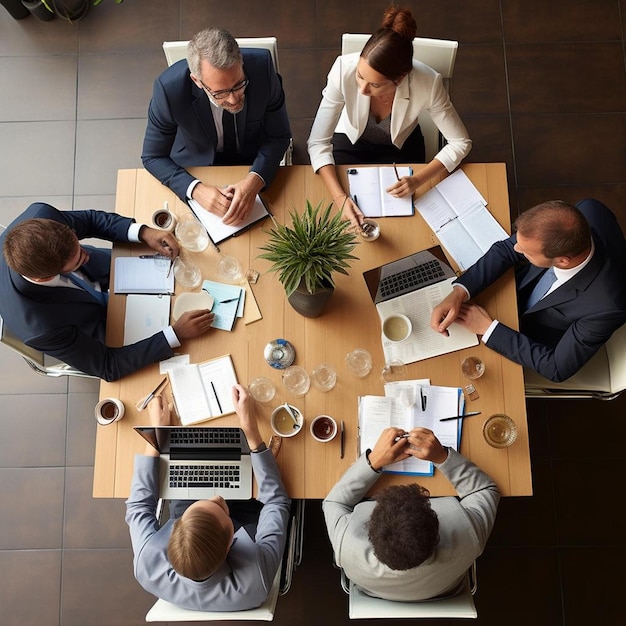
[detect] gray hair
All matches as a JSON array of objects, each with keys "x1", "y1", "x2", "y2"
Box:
[{"x1": 187, "y1": 27, "x2": 242, "y2": 77}]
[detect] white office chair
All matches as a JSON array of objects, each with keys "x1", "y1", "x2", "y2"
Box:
[
  {"x1": 161, "y1": 37, "x2": 292, "y2": 166},
  {"x1": 524, "y1": 322, "x2": 626, "y2": 400},
  {"x1": 340, "y1": 562, "x2": 477, "y2": 620},
  {"x1": 340, "y1": 34, "x2": 459, "y2": 161},
  {"x1": 0, "y1": 314, "x2": 96, "y2": 379},
  {"x1": 145, "y1": 499, "x2": 305, "y2": 622}
]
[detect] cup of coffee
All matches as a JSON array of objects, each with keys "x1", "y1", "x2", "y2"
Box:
[
  {"x1": 95, "y1": 397, "x2": 125, "y2": 426},
  {"x1": 151, "y1": 207, "x2": 177, "y2": 232},
  {"x1": 310, "y1": 415, "x2": 338, "y2": 442},
  {"x1": 382, "y1": 314, "x2": 412, "y2": 342},
  {"x1": 271, "y1": 404, "x2": 303, "y2": 438}
]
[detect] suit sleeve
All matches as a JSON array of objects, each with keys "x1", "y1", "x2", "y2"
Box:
[
  {"x1": 27, "y1": 325, "x2": 174, "y2": 382},
  {"x1": 322, "y1": 455, "x2": 380, "y2": 561},
  {"x1": 249, "y1": 449, "x2": 291, "y2": 590},
  {"x1": 435, "y1": 449, "x2": 500, "y2": 548}
]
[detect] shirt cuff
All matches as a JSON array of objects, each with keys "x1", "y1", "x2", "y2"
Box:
[
  {"x1": 127, "y1": 223, "x2": 144, "y2": 242},
  {"x1": 163, "y1": 325, "x2": 181, "y2": 348},
  {"x1": 481, "y1": 319, "x2": 499, "y2": 343},
  {"x1": 248, "y1": 170, "x2": 266, "y2": 188},
  {"x1": 186, "y1": 179, "x2": 202, "y2": 200},
  {"x1": 451, "y1": 282, "x2": 470, "y2": 300}
]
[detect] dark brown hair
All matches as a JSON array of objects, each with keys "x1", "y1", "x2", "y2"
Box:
[
  {"x1": 3, "y1": 218, "x2": 77, "y2": 278},
  {"x1": 168, "y1": 507, "x2": 232, "y2": 581},
  {"x1": 368, "y1": 483, "x2": 439, "y2": 570},
  {"x1": 514, "y1": 200, "x2": 591, "y2": 259},
  {"x1": 361, "y1": 6, "x2": 418, "y2": 82}
]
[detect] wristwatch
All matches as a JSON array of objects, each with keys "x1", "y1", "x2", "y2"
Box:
[{"x1": 250, "y1": 442, "x2": 267, "y2": 454}]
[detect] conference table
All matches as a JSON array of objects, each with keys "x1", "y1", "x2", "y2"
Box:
[{"x1": 93, "y1": 163, "x2": 532, "y2": 499}]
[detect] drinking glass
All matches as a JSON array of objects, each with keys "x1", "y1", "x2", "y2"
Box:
[
  {"x1": 311, "y1": 363, "x2": 337, "y2": 392},
  {"x1": 173, "y1": 256, "x2": 202, "y2": 288},
  {"x1": 483, "y1": 414, "x2": 518, "y2": 448},
  {"x1": 381, "y1": 359, "x2": 406, "y2": 383},
  {"x1": 358, "y1": 218, "x2": 380, "y2": 241},
  {"x1": 345, "y1": 348, "x2": 372, "y2": 378},
  {"x1": 248, "y1": 377, "x2": 277, "y2": 403},
  {"x1": 175, "y1": 214, "x2": 209, "y2": 252},
  {"x1": 461, "y1": 356, "x2": 485, "y2": 380},
  {"x1": 217, "y1": 254, "x2": 244, "y2": 283},
  {"x1": 281, "y1": 366, "x2": 311, "y2": 396}
]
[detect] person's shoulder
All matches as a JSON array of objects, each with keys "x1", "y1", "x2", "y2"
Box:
[
  {"x1": 410, "y1": 58, "x2": 439, "y2": 79},
  {"x1": 157, "y1": 60, "x2": 192, "y2": 88}
]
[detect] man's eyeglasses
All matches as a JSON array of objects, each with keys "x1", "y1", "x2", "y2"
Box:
[{"x1": 199, "y1": 77, "x2": 249, "y2": 100}]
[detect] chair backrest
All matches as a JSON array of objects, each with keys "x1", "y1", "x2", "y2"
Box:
[
  {"x1": 162, "y1": 37, "x2": 279, "y2": 73},
  {"x1": 344, "y1": 565, "x2": 477, "y2": 620},
  {"x1": 524, "y1": 322, "x2": 626, "y2": 399},
  {"x1": 340, "y1": 34, "x2": 458, "y2": 161}
]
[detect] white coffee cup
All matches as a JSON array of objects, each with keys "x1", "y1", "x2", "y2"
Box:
[
  {"x1": 382, "y1": 314, "x2": 412, "y2": 343},
  {"x1": 151, "y1": 208, "x2": 177, "y2": 232},
  {"x1": 95, "y1": 397, "x2": 125, "y2": 426},
  {"x1": 310, "y1": 415, "x2": 338, "y2": 442}
]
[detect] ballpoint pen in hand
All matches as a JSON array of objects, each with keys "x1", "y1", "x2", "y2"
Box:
[
  {"x1": 393, "y1": 433, "x2": 410, "y2": 443},
  {"x1": 136, "y1": 377, "x2": 169, "y2": 411},
  {"x1": 393, "y1": 162, "x2": 401, "y2": 182}
]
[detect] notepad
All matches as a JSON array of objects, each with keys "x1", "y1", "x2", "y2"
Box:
[
  {"x1": 414, "y1": 170, "x2": 509, "y2": 270},
  {"x1": 113, "y1": 257, "x2": 175, "y2": 294},
  {"x1": 201, "y1": 280, "x2": 245, "y2": 331},
  {"x1": 168, "y1": 355, "x2": 238, "y2": 425},
  {"x1": 347, "y1": 166, "x2": 414, "y2": 217},
  {"x1": 123, "y1": 294, "x2": 171, "y2": 344}
]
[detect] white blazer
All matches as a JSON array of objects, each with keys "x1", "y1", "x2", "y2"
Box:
[{"x1": 307, "y1": 53, "x2": 471, "y2": 173}]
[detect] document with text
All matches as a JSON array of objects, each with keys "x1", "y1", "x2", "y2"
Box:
[{"x1": 348, "y1": 166, "x2": 414, "y2": 217}]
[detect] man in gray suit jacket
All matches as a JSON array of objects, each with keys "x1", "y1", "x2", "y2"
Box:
[
  {"x1": 323, "y1": 427, "x2": 499, "y2": 601},
  {"x1": 126, "y1": 384, "x2": 291, "y2": 612}
]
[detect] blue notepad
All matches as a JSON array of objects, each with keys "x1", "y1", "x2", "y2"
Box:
[{"x1": 201, "y1": 280, "x2": 245, "y2": 331}]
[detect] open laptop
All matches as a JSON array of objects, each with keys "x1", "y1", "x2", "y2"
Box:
[
  {"x1": 134, "y1": 426, "x2": 253, "y2": 500},
  {"x1": 363, "y1": 245, "x2": 457, "y2": 305}
]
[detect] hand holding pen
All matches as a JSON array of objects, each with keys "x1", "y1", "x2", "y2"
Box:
[{"x1": 396, "y1": 428, "x2": 448, "y2": 464}]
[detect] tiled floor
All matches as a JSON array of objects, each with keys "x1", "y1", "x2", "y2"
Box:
[{"x1": 0, "y1": 1, "x2": 624, "y2": 625}]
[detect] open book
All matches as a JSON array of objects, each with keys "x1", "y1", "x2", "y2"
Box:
[
  {"x1": 358, "y1": 385, "x2": 463, "y2": 475},
  {"x1": 347, "y1": 166, "x2": 414, "y2": 217},
  {"x1": 414, "y1": 170, "x2": 509, "y2": 270},
  {"x1": 113, "y1": 256, "x2": 175, "y2": 294},
  {"x1": 188, "y1": 194, "x2": 270, "y2": 245},
  {"x1": 168, "y1": 355, "x2": 238, "y2": 425}
]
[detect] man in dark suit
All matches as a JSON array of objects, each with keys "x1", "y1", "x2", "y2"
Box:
[
  {"x1": 430, "y1": 199, "x2": 626, "y2": 382},
  {"x1": 142, "y1": 27, "x2": 291, "y2": 226},
  {"x1": 0, "y1": 203, "x2": 214, "y2": 381}
]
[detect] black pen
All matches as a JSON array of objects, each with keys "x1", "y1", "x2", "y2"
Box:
[
  {"x1": 340, "y1": 420, "x2": 345, "y2": 459},
  {"x1": 439, "y1": 411, "x2": 481, "y2": 422},
  {"x1": 393, "y1": 162, "x2": 401, "y2": 181},
  {"x1": 219, "y1": 297, "x2": 239, "y2": 304},
  {"x1": 353, "y1": 195, "x2": 359, "y2": 207},
  {"x1": 420, "y1": 388, "x2": 427, "y2": 411},
  {"x1": 210, "y1": 381, "x2": 223, "y2": 414}
]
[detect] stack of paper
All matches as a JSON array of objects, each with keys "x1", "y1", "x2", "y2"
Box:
[
  {"x1": 414, "y1": 170, "x2": 509, "y2": 270},
  {"x1": 201, "y1": 280, "x2": 245, "y2": 331},
  {"x1": 347, "y1": 166, "x2": 414, "y2": 217},
  {"x1": 358, "y1": 382, "x2": 463, "y2": 476}
]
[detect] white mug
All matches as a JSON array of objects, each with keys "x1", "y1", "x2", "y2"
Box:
[
  {"x1": 95, "y1": 397, "x2": 125, "y2": 426},
  {"x1": 151, "y1": 208, "x2": 177, "y2": 232}
]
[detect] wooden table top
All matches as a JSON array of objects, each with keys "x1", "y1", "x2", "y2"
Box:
[{"x1": 93, "y1": 163, "x2": 531, "y2": 498}]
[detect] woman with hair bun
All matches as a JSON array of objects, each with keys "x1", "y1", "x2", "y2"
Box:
[{"x1": 307, "y1": 6, "x2": 471, "y2": 226}]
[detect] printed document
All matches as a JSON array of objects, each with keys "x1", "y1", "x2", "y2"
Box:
[{"x1": 347, "y1": 166, "x2": 414, "y2": 217}]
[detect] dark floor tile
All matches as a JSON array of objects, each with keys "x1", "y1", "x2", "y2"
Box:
[
  {"x1": 78, "y1": 51, "x2": 165, "y2": 120},
  {"x1": 489, "y1": 456, "x2": 557, "y2": 547},
  {"x1": 502, "y1": 0, "x2": 622, "y2": 43},
  {"x1": 180, "y1": 0, "x2": 316, "y2": 49},
  {"x1": 78, "y1": 0, "x2": 181, "y2": 54},
  {"x1": 0, "y1": 8, "x2": 79, "y2": 55},
  {"x1": 280, "y1": 48, "x2": 326, "y2": 121},
  {"x1": 476, "y1": 546, "x2": 563, "y2": 625},
  {"x1": 0, "y1": 121, "x2": 75, "y2": 197},
  {"x1": 66, "y1": 392, "x2": 98, "y2": 466},
  {"x1": 63, "y1": 466, "x2": 130, "y2": 548},
  {"x1": 74, "y1": 118, "x2": 146, "y2": 196},
  {"x1": 507, "y1": 43, "x2": 626, "y2": 114},
  {"x1": 289, "y1": 118, "x2": 314, "y2": 166},
  {"x1": 0, "y1": 55, "x2": 77, "y2": 122},
  {"x1": 0, "y1": 394, "x2": 67, "y2": 468},
  {"x1": 512, "y1": 114, "x2": 625, "y2": 186},
  {"x1": 0, "y1": 467, "x2": 64, "y2": 549},
  {"x1": 61, "y1": 549, "x2": 154, "y2": 626},
  {"x1": 451, "y1": 45, "x2": 509, "y2": 117},
  {"x1": 526, "y1": 399, "x2": 551, "y2": 459},
  {"x1": 315, "y1": 0, "x2": 376, "y2": 49},
  {"x1": 0, "y1": 549, "x2": 61, "y2": 626},
  {"x1": 561, "y1": 547, "x2": 626, "y2": 626}
]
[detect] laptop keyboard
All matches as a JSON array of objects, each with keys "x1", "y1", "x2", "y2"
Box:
[
  {"x1": 169, "y1": 463, "x2": 241, "y2": 489},
  {"x1": 379, "y1": 260, "x2": 447, "y2": 298},
  {"x1": 169, "y1": 427, "x2": 241, "y2": 446}
]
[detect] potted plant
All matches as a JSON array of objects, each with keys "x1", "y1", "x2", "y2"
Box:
[{"x1": 258, "y1": 200, "x2": 358, "y2": 318}]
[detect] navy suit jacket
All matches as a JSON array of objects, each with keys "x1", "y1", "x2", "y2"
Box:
[
  {"x1": 141, "y1": 49, "x2": 291, "y2": 201},
  {"x1": 0, "y1": 203, "x2": 174, "y2": 381},
  {"x1": 456, "y1": 199, "x2": 626, "y2": 382}
]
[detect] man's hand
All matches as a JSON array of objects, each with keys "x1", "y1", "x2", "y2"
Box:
[
  {"x1": 430, "y1": 286, "x2": 468, "y2": 336},
  {"x1": 367, "y1": 427, "x2": 411, "y2": 471},
  {"x1": 139, "y1": 226, "x2": 180, "y2": 258},
  {"x1": 191, "y1": 182, "x2": 234, "y2": 217},
  {"x1": 172, "y1": 309, "x2": 214, "y2": 341},
  {"x1": 386, "y1": 174, "x2": 420, "y2": 199},
  {"x1": 232, "y1": 384, "x2": 263, "y2": 449},
  {"x1": 144, "y1": 394, "x2": 177, "y2": 456},
  {"x1": 405, "y1": 427, "x2": 448, "y2": 464},
  {"x1": 221, "y1": 173, "x2": 264, "y2": 225},
  {"x1": 455, "y1": 303, "x2": 493, "y2": 335}
]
